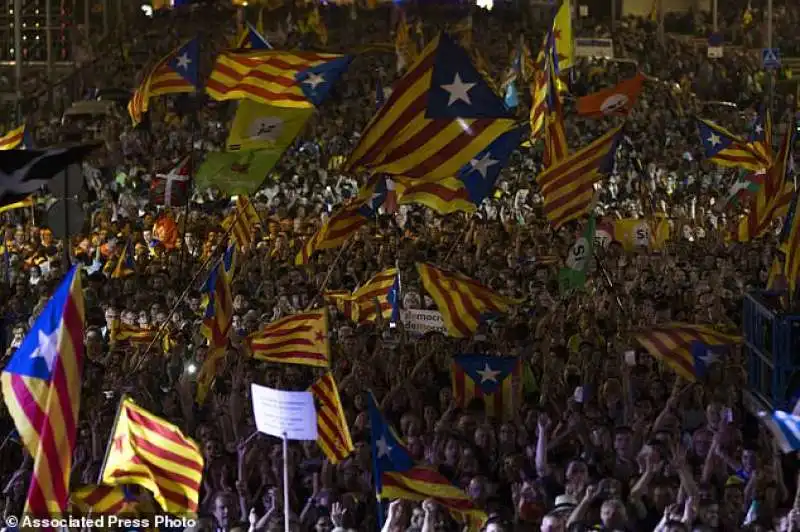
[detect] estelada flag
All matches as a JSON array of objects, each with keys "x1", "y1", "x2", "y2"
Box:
[{"x1": 577, "y1": 72, "x2": 645, "y2": 118}]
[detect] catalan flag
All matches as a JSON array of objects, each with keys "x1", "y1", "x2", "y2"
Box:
[
  {"x1": 195, "y1": 347, "x2": 226, "y2": 406},
  {"x1": 128, "y1": 39, "x2": 199, "y2": 126},
  {"x1": 324, "y1": 268, "x2": 399, "y2": 324},
  {"x1": 237, "y1": 21, "x2": 272, "y2": 50},
  {"x1": 696, "y1": 118, "x2": 768, "y2": 171},
  {"x1": 784, "y1": 191, "x2": 800, "y2": 300},
  {"x1": 368, "y1": 393, "x2": 487, "y2": 529},
  {"x1": 100, "y1": 396, "x2": 203, "y2": 515},
  {"x1": 1, "y1": 266, "x2": 84, "y2": 517},
  {"x1": 222, "y1": 196, "x2": 261, "y2": 251},
  {"x1": 309, "y1": 372, "x2": 354, "y2": 464},
  {"x1": 200, "y1": 260, "x2": 233, "y2": 350},
  {"x1": 110, "y1": 322, "x2": 156, "y2": 346},
  {"x1": 111, "y1": 240, "x2": 136, "y2": 279},
  {"x1": 731, "y1": 121, "x2": 795, "y2": 242},
  {"x1": 206, "y1": 49, "x2": 351, "y2": 108},
  {"x1": 71, "y1": 484, "x2": 137, "y2": 514},
  {"x1": 536, "y1": 126, "x2": 623, "y2": 229},
  {"x1": 758, "y1": 410, "x2": 800, "y2": 453},
  {"x1": 296, "y1": 177, "x2": 388, "y2": 265},
  {"x1": 451, "y1": 354, "x2": 521, "y2": 420},
  {"x1": 634, "y1": 323, "x2": 741, "y2": 382},
  {"x1": 396, "y1": 127, "x2": 526, "y2": 215},
  {"x1": 345, "y1": 33, "x2": 516, "y2": 180},
  {"x1": 395, "y1": 10, "x2": 417, "y2": 74},
  {"x1": 747, "y1": 111, "x2": 772, "y2": 164},
  {"x1": 542, "y1": 43, "x2": 568, "y2": 167},
  {"x1": 246, "y1": 309, "x2": 329, "y2": 367},
  {"x1": 0, "y1": 124, "x2": 25, "y2": 150},
  {"x1": 417, "y1": 262, "x2": 518, "y2": 338}
]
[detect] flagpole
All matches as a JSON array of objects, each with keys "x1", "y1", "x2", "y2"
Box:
[
  {"x1": 304, "y1": 238, "x2": 354, "y2": 311},
  {"x1": 0, "y1": 428, "x2": 17, "y2": 454},
  {"x1": 178, "y1": 107, "x2": 197, "y2": 278},
  {"x1": 367, "y1": 390, "x2": 385, "y2": 530},
  {"x1": 96, "y1": 394, "x2": 127, "y2": 485},
  {"x1": 282, "y1": 432, "x2": 291, "y2": 532}
]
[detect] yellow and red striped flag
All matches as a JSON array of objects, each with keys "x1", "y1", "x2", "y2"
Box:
[
  {"x1": 222, "y1": 196, "x2": 260, "y2": 251},
  {"x1": 246, "y1": 309, "x2": 330, "y2": 367},
  {"x1": 71, "y1": 484, "x2": 138, "y2": 514},
  {"x1": 344, "y1": 33, "x2": 516, "y2": 181},
  {"x1": 128, "y1": 39, "x2": 198, "y2": 126},
  {"x1": 206, "y1": 50, "x2": 350, "y2": 107},
  {"x1": 536, "y1": 126, "x2": 623, "y2": 229},
  {"x1": 324, "y1": 268, "x2": 399, "y2": 324},
  {"x1": 634, "y1": 323, "x2": 741, "y2": 382},
  {"x1": 200, "y1": 260, "x2": 234, "y2": 350},
  {"x1": 451, "y1": 354, "x2": 521, "y2": 420},
  {"x1": 0, "y1": 266, "x2": 84, "y2": 518},
  {"x1": 731, "y1": 122, "x2": 795, "y2": 242},
  {"x1": 100, "y1": 396, "x2": 203, "y2": 515},
  {"x1": 696, "y1": 118, "x2": 769, "y2": 172},
  {"x1": 416, "y1": 263, "x2": 518, "y2": 338},
  {"x1": 110, "y1": 322, "x2": 156, "y2": 346},
  {"x1": 0, "y1": 124, "x2": 25, "y2": 150},
  {"x1": 784, "y1": 191, "x2": 800, "y2": 299},
  {"x1": 395, "y1": 177, "x2": 476, "y2": 215},
  {"x1": 309, "y1": 372, "x2": 354, "y2": 464}
]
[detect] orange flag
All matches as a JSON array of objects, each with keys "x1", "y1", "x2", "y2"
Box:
[
  {"x1": 577, "y1": 72, "x2": 645, "y2": 118},
  {"x1": 152, "y1": 215, "x2": 178, "y2": 249}
]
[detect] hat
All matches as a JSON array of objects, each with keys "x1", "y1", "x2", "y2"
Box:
[{"x1": 553, "y1": 494, "x2": 578, "y2": 512}]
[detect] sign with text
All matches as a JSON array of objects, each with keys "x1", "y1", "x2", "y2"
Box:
[
  {"x1": 574, "y1": 38, "x2": 614, "y2": 59},
  {"x1": 251, "y1": 384, "x2": 317, "y2": 441},
  {"x1": 400, "y1": 309, "x2": 448, "y2": 337}
]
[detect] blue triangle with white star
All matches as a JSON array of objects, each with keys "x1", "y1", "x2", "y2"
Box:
[
  {"x1": 167, "y1": 38, "x2": 200, "y2": 88},
  {"x1": 3, "y1": 266, "x2": 79, "y2": 381},
  {"x1": 295, "y1": 56, "x2": 353, "y2": 107},
  {"x1": 748, "y1": 113, "x2": 767, "y2": 144},
  {"x1": 453, "y1": 354, "x2": 518, "y2": 395},
  {"x1": 356, "y1": 176, "x2": 388, "y2": 218},
  {"x1": 242, "y1": 22, "x2": 272, "y2": 50},
  {"x1": 426, "y1": 33, "x2": 513, "y2": 119},
  {"x1": 690, "y1": 340, "x2": 726, "y2": 378},
  {"x1": 367, "y1": 391, "x2": 414, "y2": 479},
  {"x1": 696, "y1": 119, "x2": 735, "y2": 157},
  {"x1": 458, "y1": 126, "x2": 525, "y2": 206}
]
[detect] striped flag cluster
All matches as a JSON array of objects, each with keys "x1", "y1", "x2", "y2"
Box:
[
  {"x1": 325, "y1": 268, "x2": 399, "y2": 324},
  {"x1": 110, "y1": 322, "x2": 156, "y2": 346},
  {"x1": 0, "y1": 125, "x2": 25, "y2": 150},
  {"x1": 451, "y1": 354, "x2": 521, "y2": 420},
  {"x1": 536, "y1": 126, "x2": 623, "y2": 229},
  {"x1": 71, "y1": 485, "x2": 138, "y2": 514},
  {"x1": 759, "y1": 410, "x2": 800, "y2": 453},
  {"x1": 206, "y1": 50, "x2": 350, "y2": 108},
  {"x1": 200, "y1": 257, "x2": 234, "y2": 350},
  {"x1": 308, "y1": 372, "x2": 354, "y2": 464},
  {"x1": 696, "y1": 118, "x2": 769, "y2": 171},
  {"x1": 634, "y1": 323, "x2": 742, "y2": 382},
  {"x1": 416, "y1": 262, "x2": 518, "y2": 338},
  {"x1": 345, "y1": 33, "x2": 516, "y2": 181},
  {"x1": 246, "y1": 309, "x2": 330, "y2": 367},
  {"x1": 100, "y1": 397, "x2": 203, "y2": 514},
  {"x1": 784, "y1": 190, "x2": 800, "y2": 298},
  {"x1": 223, "y1": 196, "x2": 261, "y2": 251},
  {"x1": 0, "y1": 267, "x2": 84, "y2": 518},
  {"x1": 128, "y1": 39, "x2": 199, "y2": 126}
]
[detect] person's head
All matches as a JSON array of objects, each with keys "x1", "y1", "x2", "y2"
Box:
[
  {"x1": 482, "y1": 516, "x2": 509, "y2": 532},
  {"x1": 565, "y1": 459, "x2": 588, "y2": 486},
  {"x1": 212, "y1": 491, "x2": 237, "y2": 529},
  {"x1": 599, "y1": 499, "x2": 626, "y2": 529},
  {"x1": 313, "y1": 514, "x2": 333, "y2": 532},
  {"x1": 697, "y1": 498, "x2": 720, "y2": 529},
  {"x1": 613, "y1": 426, "x2": 633, "y2": 458},
  {"x1": 540, "y1": 512, "x2": 566, "y2": 532}
]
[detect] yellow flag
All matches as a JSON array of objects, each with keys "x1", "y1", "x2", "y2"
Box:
[
  {"x1": 553, "y1": 0, "x2": 574, "y2": 70},
  {"x1": 226, "y1": 100, "x2": 312, "y2": 152}
]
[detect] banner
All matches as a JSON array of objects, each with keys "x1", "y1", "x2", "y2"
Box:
[
  {"x1": 574, "y1": 38, "x2": 614, "y2": 59},
  {"x1": 400, "y1": 309, "x2": 447, "y2": 337}
]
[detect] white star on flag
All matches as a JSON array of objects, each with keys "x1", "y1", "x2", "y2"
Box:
[
  {"x1": 476, "y1": 363, "x2": 501, "y2": 383},
  {"x1": 441, "y1": 73, "x2": 476, "y2": 106},
  {"x1": 30, "y1": 328, "x2": 59, "y2": 373},
  {"x1": 696, "y1": 350, "x2": 718, "y2": 368},
  {"x1": 707, "y1": 133, "x2": 721, "y2": 147},
  {"x1": 175, "y1": 52, "x2": 192, "y2": 71},
  {"x1": 754, "y1": 124, "x2": 764, "y2": 134},
  {"x1": 470, "y1": 153, "x2": 499, "y2": 179},
  {"x1": 376, "y1": 436, "x2": 392, "y2": 458},
  {"x1": 303, "y1": 72, "x2": 327, "y2": 90}
]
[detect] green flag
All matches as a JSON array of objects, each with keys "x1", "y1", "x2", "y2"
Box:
[
  {"x1": 558, "y1": 215, "x2": 596, "y2": 295},
  {"x1": 196, "y1": 150, "x2": 281, "y2": 197}
]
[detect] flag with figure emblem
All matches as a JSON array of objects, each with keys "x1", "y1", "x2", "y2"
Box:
[
  {"x1": 323, "y1": 268, "x2": 399, "y2": 324},
  {"x1": 696, "y1": 118, "x2": 768, "y2": 171},
  {"x1": 451, "y1": 355, "x2": 521, "y2": 420},
  {"x1": 0, "y1": 125, "x2": 25, "y2": 150},
  {"x1": 296, "y1": 176, "x2": 388, "y2": 265},
  {"x1": 237, "y1": 21, "x2": 272, "y2": 50},
  {"x1": 747, "y1": 111, "x2": 772, "y2": 164},
  {"x1": 206, "y1": 49, "x2": 351, "y2": 108},
  {"x1": 71, "y1": 485, "x2": 138, "y2": 514},
  {"x1": 309, "y1": 372, "x2": 354, "y2": 464},
  {"x1": 128, "y1": 39, "x2": 199, "y2": 126},
  {"x1": 368, "y1": 392, "x2": 487, "y2": 529},
  {"x1": 200, "y1": 260, "x2": 233, "y2": 350},
  {"x1": 577, "y1": 73, "x2": 645, "y2": 118},
  {"x1": 246, "y1": 309, "x2": 329, "y2": 367},
  {"x1": 416, "y1": 263, "x2": 518, "y2": 338},
  {"x1": 222, "y1": 196, "x2": 261, "y2": 251},
  {"x1": 634, "y1": 323, "x2": 741, "y2": 382},
  {"x1": 1, "y1": 266, "x2": 84, "y2": 518},
  {"x1": 731, "y1": 119, "x2": 795, "y2": 242},
  {"x1": 533, "y1": 0, "x2": 573, "y2": 72},
  {"x1": 99, "y1": 396, "x2": 203, "y2": 515},
  {"x1": 395, "y1": 127, "x2": 526, "y2": 215},
  {"x1": 226, "y1": 101, "x2": 312, "y2": 152},
  {"x1": 758, "y1": 410, "x2": 800, "y2": 453},
  {"x1": 197, "y1": 148, "x2": 287, "y2": 197},
  {"x1": 536, "y1": 126, "x2": 623, "y2": 229},
  {"x1": 345, "y1": 32, "x2": 516, "y2": 181}
]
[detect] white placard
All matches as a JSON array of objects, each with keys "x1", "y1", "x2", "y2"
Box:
[
  {"x1": 707, "y1": 46, "x2": 723, "y2": 58},
  {"x1": 251, "y1": 384, "x2": 317, "y2": 441},
  {"x1": 574, "y1": 38, "x2": 614, "y2": 59},
  {"x1": 400, "y1": 309, "x2": 448, "y2": 337}
]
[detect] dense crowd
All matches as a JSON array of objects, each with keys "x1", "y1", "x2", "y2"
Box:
[{"x1": 0, "y1": 1, "x2": 799, "y2": 531}]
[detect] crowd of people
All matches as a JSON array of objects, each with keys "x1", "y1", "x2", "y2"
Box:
[{"x1": 0, "y1": 1, "x2": 799, "y2": 531}]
